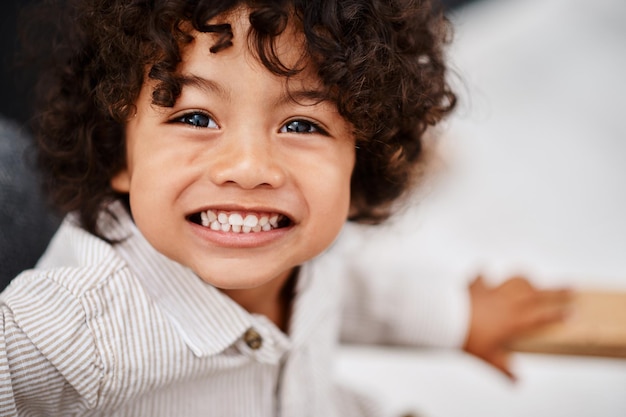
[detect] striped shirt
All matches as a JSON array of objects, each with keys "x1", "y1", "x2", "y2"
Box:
[{"x1": 0, "y1": 202, "x2": 467, "y2": 416}]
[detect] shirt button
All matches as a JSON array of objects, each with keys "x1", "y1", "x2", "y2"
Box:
[{"x1": 244, "y1": 328, "x2": 263, "y2": 350}]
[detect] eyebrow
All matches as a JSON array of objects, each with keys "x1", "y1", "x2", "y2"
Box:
[
  {"x1": 179, "y1": 74, "x2": 230, "y2": 102},
  {"x1": 279, "y1": 89, "x2": 329, "y2": 108},
  {"x1": 178, "y1": 73, "x2": 329, "y2": 108}
]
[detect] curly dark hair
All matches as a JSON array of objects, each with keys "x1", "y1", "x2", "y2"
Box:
[{"x1": 24, "y1": 0, "x2": 456, "y2": 239}]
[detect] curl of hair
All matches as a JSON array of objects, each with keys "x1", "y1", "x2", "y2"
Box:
[{"x1": 24, "y1": 0, "x2": 455, "y2": 238}]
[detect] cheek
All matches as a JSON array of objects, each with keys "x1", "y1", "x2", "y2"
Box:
[
  {"x1": 311, "y1": 151, "x2": 355, "y2": 222},
  {"x1": 127, "y1": 139, "x2": 199, "y2": 193}
]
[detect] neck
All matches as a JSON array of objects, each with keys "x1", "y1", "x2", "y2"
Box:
[{"x1": 220, "y1": 268, "x2": 298, "y2": 332}]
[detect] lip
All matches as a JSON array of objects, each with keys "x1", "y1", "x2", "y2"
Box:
[
  {"x1": 188, "y1": 218, "x2": 293, "y2": 249},
  {"x1": 185, "y1": 203, "x2": 296, "y2": 249},
  {"x1": 185, "y1": 203, "x2": 294, "y2": 220}
]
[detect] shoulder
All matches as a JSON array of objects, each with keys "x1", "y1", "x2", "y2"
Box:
[
  {"x1": 0, "y1": 217, "x2": 134, "y2": 379},
  {"x1": 0, "y1": 264, "x2": 125, "y2": 409},
  {"x1": 0, "y1": 220, "x2": 137, "y2": 344},
  {"x1": 0, "y1": 239, "x2": 134, "y2": 344},
  {"x1": 23, "y1": 212, "x2": 131, "y2": 294}
]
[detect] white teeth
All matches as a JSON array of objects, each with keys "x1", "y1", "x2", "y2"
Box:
[
  {"x1": 200, "y1": 210, "x2": 287, "y2": 233},
  {"x1": 243, "y1": 214, "x2": 258, "y2": 227},
  {"x1": 228, "y1": 213, "x2": 244, "y2": 226},
  {"x1": 269, "y1": 214, "x2": 279, "y2": 227}
]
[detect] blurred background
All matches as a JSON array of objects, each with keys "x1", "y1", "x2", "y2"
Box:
[
  {"x1": 336, "y1": 0, "x2": 626, "y2": 416},
  {"x1": 2, "y1": 0, "x2": 625, "y2": 416}
]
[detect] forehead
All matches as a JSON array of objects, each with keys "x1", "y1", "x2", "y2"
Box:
[
  {"x1": 185, "y1": 7, "x2": 309, "y2": 70},
  {"x1": 175, "y1": 8, "x2": 324, "y2": 99}
]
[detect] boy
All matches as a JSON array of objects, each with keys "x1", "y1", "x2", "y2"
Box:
[{"x1": 0, "y1": 0, "x2": 568, "y2": 415}]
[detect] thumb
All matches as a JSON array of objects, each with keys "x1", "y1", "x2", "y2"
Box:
[
  {"x1": 469, "y1": 275, "x2": 488, "y2": 292},
  {"x1": 484, "y1": 350, "x2": 517, "y2": 382},
  {"x1": 470, "y1": 275, "x2": 487, "y2": 288}
]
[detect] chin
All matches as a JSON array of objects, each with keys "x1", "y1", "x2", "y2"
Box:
[{"x1": 194, "y1": 270, "x2": 276, "y2": 290}]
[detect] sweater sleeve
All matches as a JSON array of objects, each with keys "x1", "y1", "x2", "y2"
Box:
[{"x1": 333, "y1": 224, "x2": 471, "y2": 349}]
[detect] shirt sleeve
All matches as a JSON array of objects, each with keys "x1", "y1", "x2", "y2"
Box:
[
  {"x1": 0, "y1": 308, "x2": 18, "y2": 415},
  {"x1": 332, "y1": 224, "x2": 471, "y2": 349},
  {"x1": 0, "y1": 303, "x2": 76, "y2": 416},
  {"x1": 0, "y1": 271, "x2": 101, "y2": 415}
]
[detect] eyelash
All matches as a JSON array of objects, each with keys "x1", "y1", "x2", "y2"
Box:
[
  {"x1": 280, "y1": 119, "x2": 328, "y2": 136},
  {"x1": 172, "y1": 111, "x2": 328, "y2": 136},
  {"x1": 172, "y1": 111, "x2": 218, "y2": 129}
]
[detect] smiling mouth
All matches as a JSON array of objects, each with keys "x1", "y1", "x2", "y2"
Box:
[{"x1": 187, "y1": 209, "x2": 292, "y2": 233}]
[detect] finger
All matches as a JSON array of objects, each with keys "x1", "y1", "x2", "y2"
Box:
[
  {"x1": 515, "y1": 301, "x2": 572, "y2": 330},
  {"x1": 469, "y1": 275, "x2": 488, "y2": 291},
  {"x1": 534, "y1": 288, "x2": 573, "y2": 304},
  {"x1": 508, "y1": 283, "x2": 571, "y2": 306},
  {"x1": 520, "y1": 288, "x2": 574, "y2": 316},
  {"x1": 497, "y1": 276, "x2": 536, "y2": 298},
  {"x1": 501, "y1": 276, "x2": 533, "y2": 288},
  {"x1": 483, "y1": 350, "x2": 517, "y2": 382}
]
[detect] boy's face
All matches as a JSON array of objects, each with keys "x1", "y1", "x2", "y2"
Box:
[{"x1": 111, "y1": 11, "x2": 355, "y2": 291}]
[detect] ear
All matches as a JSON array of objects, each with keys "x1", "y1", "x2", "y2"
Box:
[{"x1": 110, "y1": 168, "x2": 131, "y2": 193}]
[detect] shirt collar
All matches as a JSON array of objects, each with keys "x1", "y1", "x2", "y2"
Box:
[
  {"x1": 106, "y1": 202, "x2": 256, "y2": 357},
  {"x1": 103, "y1": 202, "x2": 336, "y2": 359}
]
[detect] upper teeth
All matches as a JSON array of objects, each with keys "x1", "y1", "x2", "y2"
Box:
[{"x1": 200, "y1": 210, "x2": 282, "y2": 233}]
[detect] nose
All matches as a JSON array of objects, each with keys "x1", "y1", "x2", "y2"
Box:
[{"x1": 207, "y1": 131, "x2": 287, "y2": 190}]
